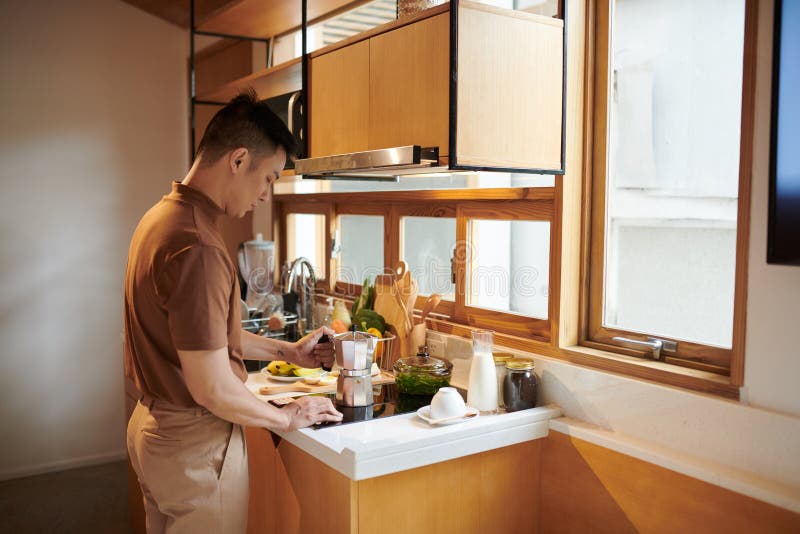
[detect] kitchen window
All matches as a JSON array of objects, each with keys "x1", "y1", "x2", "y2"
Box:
[
  {"x1": 277, "y1": 180, "x2": 555, "y2": 341},
  {"x1": 273, "y1": 0, "x2": 757, "y2": 397},
  {"x1": 583, "y1": 0, "x2": 754, "y2": 379}
]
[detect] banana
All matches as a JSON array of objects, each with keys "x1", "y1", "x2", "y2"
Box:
[
  {"x1": 265, "y1": 361, "x2": 296, "y2": 376},
  {"x1": 267, "y1": 360, "x2": 320, "y2": 377}
]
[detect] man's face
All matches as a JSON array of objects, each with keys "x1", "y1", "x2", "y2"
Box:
[{"x1": 229, "y1": 147, "x2": 287, "y2": 218}]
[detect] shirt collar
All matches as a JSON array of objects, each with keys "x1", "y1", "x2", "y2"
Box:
[{"x1": 168, "y1": 181, "x2": 225, "y2": 220}]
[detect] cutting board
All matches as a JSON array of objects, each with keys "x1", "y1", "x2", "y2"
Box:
[
  {"x1": 258, "y1": 370, "x2": 395, "y2": 396},
  {"x1": 373, "y1": 272, "x2": 410, "y2": 363}
]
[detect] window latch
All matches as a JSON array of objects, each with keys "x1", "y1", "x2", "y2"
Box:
[{"x1": 612, "y1": 336, "x2": 677, "y2": 361}]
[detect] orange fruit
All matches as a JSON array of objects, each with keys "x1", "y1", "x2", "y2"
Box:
[
  {"x1": 331, "y1": 319, "x2": 348, "y2": 334},
  {"x1": 367, "y1": 327, "x2": 384, "y2": 359}
]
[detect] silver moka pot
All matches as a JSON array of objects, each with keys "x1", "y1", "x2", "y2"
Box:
[{"x1": 333, "y1": 329, "x2": 376, "y2": 407}]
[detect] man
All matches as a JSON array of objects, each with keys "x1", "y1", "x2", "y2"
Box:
[{"x1": 124, "y1": 90, "x2": 342, "y2": 533}]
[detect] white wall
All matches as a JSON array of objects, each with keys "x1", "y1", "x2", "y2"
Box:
[
  {"x1": 430, "y1": 0, "x2": 800, "y2": 511},
  {"x1": 0, "y1": 0, "x2": 188, "y2": 479},
  {"x1": 742, "y1": 0, "x2": 800, "y2": 417}
]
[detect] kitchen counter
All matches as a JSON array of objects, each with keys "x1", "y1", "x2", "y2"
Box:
[{"x1": 245, "y1": 371, "x2": 562, "y2": 480}]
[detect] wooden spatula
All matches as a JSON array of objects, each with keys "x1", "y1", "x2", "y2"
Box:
[{"x1": 419, "y1": 294, "x2": 442, "y2": 324}]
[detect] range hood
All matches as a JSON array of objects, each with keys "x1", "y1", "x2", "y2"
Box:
[{"x1": 295, "y1": 146, "x2": 443, "y2": 180}]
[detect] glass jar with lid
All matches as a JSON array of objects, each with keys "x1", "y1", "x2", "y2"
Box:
[
  {"x1": 493, "y1": 353, "x2": 514, "y2": 409},
  {"x1": 502, "y1": 359, "x2": 538, "y2": 412},
  {"x1": 393, "y1": 345, "x2": 453, "y2": 396}
]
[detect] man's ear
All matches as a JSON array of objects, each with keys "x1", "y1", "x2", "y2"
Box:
[{"x1": 228, "y1": 148, "x2": 249, "y2": 174}]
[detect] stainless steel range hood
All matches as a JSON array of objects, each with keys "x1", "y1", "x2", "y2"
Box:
[{"x1": 295, "y1": 146, "x2": 442, "y2": 180}]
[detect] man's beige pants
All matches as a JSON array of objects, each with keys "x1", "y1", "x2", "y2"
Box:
[{"x1": 127, "y1": 398, "x2": 249, "y2": 533}]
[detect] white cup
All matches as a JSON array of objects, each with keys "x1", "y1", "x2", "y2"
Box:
[{"x1": 430, "y1": 387, "x2": 467, "y2": 419}]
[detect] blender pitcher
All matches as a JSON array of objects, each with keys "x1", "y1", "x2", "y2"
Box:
[{"x1": 238, "y1": 234, "x2": 276, "y2": 312}]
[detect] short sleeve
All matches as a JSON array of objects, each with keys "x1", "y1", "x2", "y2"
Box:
[{"x1": 157, "y1": 245, "x2": 232, "y2": 351}]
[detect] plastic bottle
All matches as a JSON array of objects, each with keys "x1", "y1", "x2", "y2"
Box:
[{"x1": 321, "y1": 297, "x2": 335, "y2": 327}]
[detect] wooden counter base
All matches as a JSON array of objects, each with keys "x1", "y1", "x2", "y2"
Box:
[{"x1": 245, "y1": 426, "x2": 541, "y2": 534}]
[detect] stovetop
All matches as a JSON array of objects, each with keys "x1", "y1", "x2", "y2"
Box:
[{"x1": 313, "y1": 383, "x2": 434, "y2": 430}]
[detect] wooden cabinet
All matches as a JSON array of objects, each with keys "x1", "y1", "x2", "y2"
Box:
[
  {"x1": 309, "y1": 40, "x2": 371, "y2": 157},
  {"x1": 455, "y1": 3, "x2": 564, "y2": 170},
  {"x1": 369, "y1": 13, "x2": 450, "y2": 154},
  {"x1": 307, "y1": 2, "x2": 564, "y2": 172},
  {"x1": 245, "y1": 427, "x2": 541, "y2": 534},
  {"x1": 309, "y1": 12, "x2": 449, "y2": 159}
]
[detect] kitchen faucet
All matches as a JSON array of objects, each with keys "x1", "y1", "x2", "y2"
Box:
[{"x1": 285, "y1": 257, "x2": 317, "y2": 335}]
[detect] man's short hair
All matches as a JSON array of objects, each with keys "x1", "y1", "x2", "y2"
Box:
[{"x1": 195, "y1": 88, "x2": 298, "y2": 166}]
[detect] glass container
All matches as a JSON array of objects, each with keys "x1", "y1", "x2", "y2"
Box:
[
  {"x1": 467, "y1": 330, "x2": 498, "y2": 413},
  {"x1": 393, "y1": 346, "x2": 453, "y2": 396},
  {"x1": 503, "y1": 359, "x2": 538, "y2": 412},
  {"x1": 493, "y1": 353, "x2": 514, "y2": 409}
]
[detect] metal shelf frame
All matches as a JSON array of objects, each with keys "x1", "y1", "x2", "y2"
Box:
[{"x1": 188, "y1": 0, "x2": 308, "y2": 161}]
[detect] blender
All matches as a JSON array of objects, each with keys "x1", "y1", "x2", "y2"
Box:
[{"x1": 238, "y1": 234, "x2": 279, "y2": 314}]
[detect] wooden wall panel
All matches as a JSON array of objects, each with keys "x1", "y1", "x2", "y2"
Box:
[
  {"x1": 195, "y1": 40, "x2": 253, "y2": 97},
  {"x1": 540, "y1": 431, "x2": 800, "y2": 534}
]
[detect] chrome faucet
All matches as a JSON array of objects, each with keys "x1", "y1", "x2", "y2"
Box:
[{"x1": 285, "y1": 257, "x2": 317, "y2": 335}]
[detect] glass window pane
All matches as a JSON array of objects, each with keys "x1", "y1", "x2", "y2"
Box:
[
  {"x1": 273, "y1": 0, "x2": 397, "y2": 63},
  {"x1": 338, "y1": 215, "x2": 384, "y2": 285},
  {"x1": 402, "y1": 217, "x2": 456, "y2": 300},
  {"x1": 609, "y1": 225, "x2": 735, "y2": 347},
  {"x1": 603, "y1": 0, "x2": 745, "y2": 347},
  {"x1": 286, "y1": 213, "x2": 325, "y2": 279},
  {"x1": 468, "y1": 219, "x2": 550, "y2": 319}
]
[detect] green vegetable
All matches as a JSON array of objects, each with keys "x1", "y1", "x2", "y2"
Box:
[
  {"x1": 351, "y1": 277, "x2": 375, "y2": 318},
  {"x1": 352, "y1": 309, "x2": 386, "y2": 335},
  {"x1": 395, "y1": 371, "x2": 451, "y2": 396},
  {"x1": 350, "y1": 276, "x2": 375, "y2": 317}
]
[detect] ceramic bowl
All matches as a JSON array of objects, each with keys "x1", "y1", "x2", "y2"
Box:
[{"x1": 430, "y1": 387, "x2": 467, "y2": 420}]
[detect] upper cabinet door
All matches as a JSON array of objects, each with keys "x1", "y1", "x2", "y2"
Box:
[
  {"x1": 369, "y1": 13, "x2": 450, "y2": 155},
  {"x1": 455, "y1": 3, "x2": 564, "y2": 170},
  {"x1": 309, "y1": 39, "x2": 370, "y2": 157}
]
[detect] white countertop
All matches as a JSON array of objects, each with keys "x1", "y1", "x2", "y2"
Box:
[{"x1": 246, "y1": 371, "x2": 562, "y2": 480}]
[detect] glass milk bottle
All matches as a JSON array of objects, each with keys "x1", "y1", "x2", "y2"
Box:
[{"x1": 467, "y1": 329, "x2": 499, "y2": 413}]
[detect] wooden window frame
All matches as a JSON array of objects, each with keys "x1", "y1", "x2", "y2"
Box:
[
  {"x1": 275, "y1": 187, "x2": 557, "y2": 341},
  {"x1": 277, "y1": 200, "x2": 333, "y2": 291},
  {"x1": 580, "y1": 0, "x2": 756, "y2": 381}
]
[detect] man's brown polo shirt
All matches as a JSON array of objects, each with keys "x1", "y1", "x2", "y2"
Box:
[{"x1": 124, "y1": 182, "x2": 247, "y2": 407}]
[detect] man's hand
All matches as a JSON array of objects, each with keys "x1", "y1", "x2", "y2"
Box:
[
  {"x1": 292, "y1": 326, "x2": 336, "y2": 369},
  {"x1": 285, "y1": 396, "x2": 343, "y2": 430}
]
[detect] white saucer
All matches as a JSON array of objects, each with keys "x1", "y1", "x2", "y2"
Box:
[{"x1": 416, "y1": 406, "x2": 480, "y2": 426}]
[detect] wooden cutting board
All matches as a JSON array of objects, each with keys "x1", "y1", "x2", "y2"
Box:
[
  {"x1": 373, "y1": 272, "x2": 410, "y2": 363},
  {"x1": 258, "y1": 370, "x2": 395, "y2": 396}
]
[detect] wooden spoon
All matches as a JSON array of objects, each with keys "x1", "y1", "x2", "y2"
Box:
[{"x1": 418, "y1": 294, "x2": 442, "y2": 325}]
